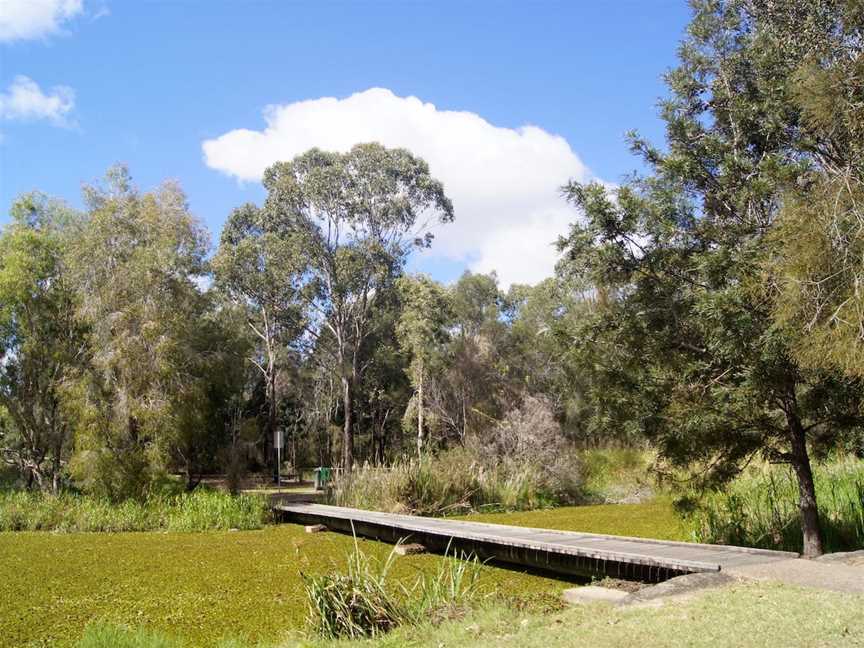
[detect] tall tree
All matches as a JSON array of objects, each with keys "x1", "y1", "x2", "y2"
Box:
[
  {"x1": 0, "y1": 193, "x2": 83, "y2": 491},
  {"x1": 261, "y1": 143, "x2": 453, "y2": 469},
  {"x1": 557, "y1": 0, "x2": 864, "y2": 556},
  {"x1": 768, "y1": 1, "x2": 864, "y2": 377},
  {"x1": 396, "y1": 274, "x2": 452, "y2": 457},
  {"x1": 66, "y1": 166, "x2": 214, "y2": 499},
  {"x1": 212, "y1": 203, "x2": 305, "y2": 477}
]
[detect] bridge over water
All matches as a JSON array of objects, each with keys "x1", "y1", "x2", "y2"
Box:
[{"x1": 275, "y1": 502, "x2": 796, "y2": 583}]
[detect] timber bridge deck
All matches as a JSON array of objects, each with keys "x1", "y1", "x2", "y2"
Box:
[{"x1": 275, "y1": 503, "x2": 796, "y2": 582}]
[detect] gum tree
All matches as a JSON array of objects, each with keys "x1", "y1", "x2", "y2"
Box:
[
  {"x1": 396, "y1": 274, "x2": 452, "y2": 457},
  {"x1": 0, "y1": 194, "x2": 83, "y2": 491},
  {"x1": 262, "y1": 143, "x2": 453, "y2": 469},
  {"x1": 213, "y1": 203, "x2": 305, "y2": 474}
]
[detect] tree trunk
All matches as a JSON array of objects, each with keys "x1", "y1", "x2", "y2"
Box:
[
  {"x1": 786, "y1": 411, "x2": 824, "y2": 557},
  {"x1": 51, "y1": 436, "x2": 62, "y2": 494},
  {"x1": 268, "y1": 374, "x2": 278, "y2": 483},
  {"x1": 417, "y1": 367, "x2": 424, "y2": 459},
  {"x1": 341, "y1": 375, "x2": 354, "y2": 471}
]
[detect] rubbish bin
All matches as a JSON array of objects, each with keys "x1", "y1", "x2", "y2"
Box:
[{"x1": 313, "y1": 467, "x2": 331, "y2": 491}]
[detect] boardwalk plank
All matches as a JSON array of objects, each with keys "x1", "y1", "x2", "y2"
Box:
[{"x1": 274, "y1": 503, "x2": 796, "y2": 582}]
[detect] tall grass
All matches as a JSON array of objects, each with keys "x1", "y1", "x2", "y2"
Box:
[
  {"x1": 0, "y1": 489, "x2": 270, "y2": 533},
  {"x1": 302, "y1": 537, "x2": 482, "y2": 640},
  {"x1": 330, "y1": 447, "x2": 584, "y2": 516},
  {"x1": 689, "y1": 457, "x2": 864, "y2": 553}
]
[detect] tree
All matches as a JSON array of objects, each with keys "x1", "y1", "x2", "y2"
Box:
[
  {"x1": 396, "y1": 274, "x2": 452, "y2": 457},
  {"x1": 65, "y1": 166, "x2": 215, "y2": 498},
  {"x1": 768, "y1": 1, "x2": 864, "y2": 378},
  {"x1": 213, "y1": 203, "x2": 305, "y2": 478},
  {"x1": 261, "y1": 143, "x2": 453, "y2": 469},
  {"x1": 0, "y1": 193, "x2": 83, "y2": 491},
  {"x1": 557, "y1": 0, "x2": 864, "y2": 556}
]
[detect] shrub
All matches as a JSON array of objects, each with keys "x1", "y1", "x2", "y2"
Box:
[
  {"x1": 331, "y1": 397, "x2": 585, "y2": 516},
  {"x1": 687, "y1": 456, "x2": 864, "y2": 553},
  {"x1": 330, "y1": 446, "x2": 582, "y2": 516}
]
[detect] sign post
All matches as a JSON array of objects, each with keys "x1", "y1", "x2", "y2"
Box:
[{"x1": 274, "y1": 429, "x2": 283, "y2": 488}]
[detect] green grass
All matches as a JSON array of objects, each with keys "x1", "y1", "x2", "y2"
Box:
[
  {"x1": 0, "y1": 525, "x2": 567, "y2": 648},
  {"x1": 0, "y1": 490, "x2": 270, "y2": 533},
  {"x1": 456, "y1": 498, "x2": 690, "y2": 541},
  {"x1": 77, "y1": 581, "x2": 864, "y2": 648}
]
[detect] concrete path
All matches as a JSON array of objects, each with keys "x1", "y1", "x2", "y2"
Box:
[{"x1": 725, "y1": 557, "x2": 864, "y2": 594}]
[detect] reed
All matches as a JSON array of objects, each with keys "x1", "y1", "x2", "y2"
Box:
[
  {"x1": 302, "y1": 536, "x2": 482, "y2": 639},
  {"x1": 0, "y1": 489, "x2": 270, "y2": 533},
  {"x1": 329, "y1": 447, "x2": 583, "y2": 516},
  {"x1": 689, "y1": 456, "x2": 864, "y2": 553}
]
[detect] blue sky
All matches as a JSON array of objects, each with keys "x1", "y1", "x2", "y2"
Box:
[{"x1": 0, "y1": 0, "x2": 691, "y2": 286}]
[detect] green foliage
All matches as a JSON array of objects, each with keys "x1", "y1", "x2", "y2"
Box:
[
  {"x1": 0, "y1": 489, "x2": 269, "y2": 532},
  {"x1": 303, "y1": 539, "x2": 481, "y2": 640},
  {"x1": 767, "y1": 1, "x2": 864, "y2": 377},
  {"x1": 261, "y1": 143, "x2": 454, "y2": 469},
  {"x1": 0, "y1": 192, "x2": 83, "y2": 491},
  {"x1": 688, "y1": 457, "x2": 864, "y2": 553},
  {"x1": 64, "y1": 166, "x2": 226, "y2": 499},
  {"x1": 1, "y1": 524, "x2": 563, "y2": 647},
  {"x1": 555, "y1": 0, "x2": 864, "y2": 555}
]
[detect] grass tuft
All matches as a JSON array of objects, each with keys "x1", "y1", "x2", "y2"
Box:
[
  {"x1": 302, "y1": 536, "x2": 482, "y2": 640},
  {"x1": 687, "y1": 456, "x2": 864, "y2": 553}
]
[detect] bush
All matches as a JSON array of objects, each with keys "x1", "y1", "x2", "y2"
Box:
[
  {"x1": 687, "y1": 456, "x2": 864, "y2": 553},
  {"x1": 331, "y1": 446, "x2": 582, "y2": 516},
  {"x1": 332, "y1": 397, "x2": 585, "y2": 516},
  {"x1": 302, "y1": 539, "x2": 481, "y2": 640},
  {"x1": 0, "y1": 489, "x2": 270, "y2": 533}
]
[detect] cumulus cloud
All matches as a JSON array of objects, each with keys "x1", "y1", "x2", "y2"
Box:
[
  {"x1": 0, "y1": 0, "x2": 83, "y2": 42},
  {"x1": 203, "y1": 88, "x2": 593, "y2": 287},
  {"x1": 0, "y1": 75, "x2": 75, "y2": 125}
]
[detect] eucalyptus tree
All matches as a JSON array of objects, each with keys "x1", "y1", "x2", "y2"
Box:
[
  {"x1": 557, "y1": 0, "x2": 864, "y2": 556},
  {"x1": 261, "y1": 143, "x2": 453, "y2": 469},
  {"x1": 396, "y1": 274, "x2": 452, "y2": 456},
  {"x1": 212, "y1": 203, "x2": 306, "y2": 471},
  {"x1": 66, "y1": 166, "x2": 214, "y2": 498},
  {"x1": 0, "y1": 193, "x2": 84, "y2": 491}
]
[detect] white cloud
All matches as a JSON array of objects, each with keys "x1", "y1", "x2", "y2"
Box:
[
  {"x1": 0, "y1": 75, "x2": 75, "y2": 125},
  {"x1": 0, "y1": 0, "x2": 83, "y2": 42},
  {"x1": 203, "y1": 88, "x2": 593, "y2": 287}
]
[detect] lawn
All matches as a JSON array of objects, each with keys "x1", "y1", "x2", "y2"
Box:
[
  {"x1": 0, "y1": 524, "x2": 568, "y2": 648},
  {"x1": 312, "y1": 581, "x2": 864, "y2": 648}
]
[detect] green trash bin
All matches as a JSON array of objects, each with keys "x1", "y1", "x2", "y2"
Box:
[{"x1": 313, "y1": 467, "x2": 331, "y2": 491}]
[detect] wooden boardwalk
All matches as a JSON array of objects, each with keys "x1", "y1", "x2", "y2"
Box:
[{"x1": 275, "y1": 503, "x2": 797, "y2": 582}]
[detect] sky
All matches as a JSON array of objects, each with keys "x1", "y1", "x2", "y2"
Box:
[{"x1": 0, "y1": 0, "x2": 691, "y2": 287}]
